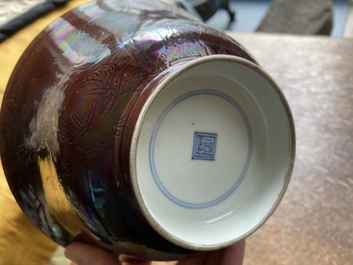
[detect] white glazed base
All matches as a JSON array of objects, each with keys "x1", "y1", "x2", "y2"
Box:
[{"x1": 130, "y1": 55, "x2": 295, "y2": 250}]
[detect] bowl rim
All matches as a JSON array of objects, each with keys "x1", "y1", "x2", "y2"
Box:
[{"x1": 129, "y1": 54, "x2": 296, "y2": 251}]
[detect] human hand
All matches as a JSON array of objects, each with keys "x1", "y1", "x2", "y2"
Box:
[{"x1": 64, "y1": 240, "x2": 245, "y2": 265}]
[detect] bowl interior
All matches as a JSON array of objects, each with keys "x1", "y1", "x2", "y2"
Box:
[{"x1": 131, "y1": 55, "x2": 294, "y2": 250}]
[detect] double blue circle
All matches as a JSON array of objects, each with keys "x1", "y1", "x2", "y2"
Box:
[{"x1": 149, "y1": 89, "x2": 252, "y2": 209}]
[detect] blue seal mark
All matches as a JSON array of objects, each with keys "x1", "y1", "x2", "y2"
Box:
[
  {"x1": 149, "y1": 89, "x2": 252, "y2": 209},
  {"x1": 192, "y1": 132, "x2": 217, "y2": 161}
]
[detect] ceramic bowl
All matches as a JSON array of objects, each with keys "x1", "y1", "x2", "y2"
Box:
[{"x1": 0, "y1": 0, "x2": 295, "y2": 260}]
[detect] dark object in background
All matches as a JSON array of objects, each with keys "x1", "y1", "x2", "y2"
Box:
[
  {"x1": 193, "y1": 0, "x2": 236, "y2": 21},
  {"x1": 175, "y1": 0, "x2": 235, "y2": 22},
  {"x1": 257, "y1": 0, "x2": 333, "y2": 35},
  {"x1": 0, "y1": 0, "x2": 69, "y2": 43}
]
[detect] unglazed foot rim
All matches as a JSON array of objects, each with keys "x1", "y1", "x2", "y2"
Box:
[{"x1": 130, "y1": 54, "x2": 295, "y2": 251}]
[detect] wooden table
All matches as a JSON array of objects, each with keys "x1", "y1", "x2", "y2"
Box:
[{"x1": 226, "y1": 32, "x2": 353, "y2": 265}]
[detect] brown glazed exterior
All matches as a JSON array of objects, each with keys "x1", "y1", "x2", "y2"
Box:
[{"x1": 0, "y1": 0, "x2": 256, "y2": 260}]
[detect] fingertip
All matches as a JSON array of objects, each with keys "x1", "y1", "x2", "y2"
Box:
[
  {"x1": 118, "y1": 254, "x2": 152, "y2": 265},
  {"x1": 222, "y1": 240, "x2": 246, "y2": 265},
  {"x1": 65, "y1": 242, "x2": 120, "y2": 265}
]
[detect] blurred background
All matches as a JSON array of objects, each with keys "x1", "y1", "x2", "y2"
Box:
[
  {"x1": 208, "y1": 0, "x2": 352, "y2": 37},
  {"x1": 0, "y1": 0, "x2": 352, "y2": 38}
]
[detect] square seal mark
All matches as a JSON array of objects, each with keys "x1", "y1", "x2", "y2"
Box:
[{"x1": 192, "y1": 132, "x2": 217, "y2": 161}]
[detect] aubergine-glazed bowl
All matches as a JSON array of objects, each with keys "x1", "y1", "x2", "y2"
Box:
[{"x1": 0, "y1": 0, "x2": 295, "y2": 260}]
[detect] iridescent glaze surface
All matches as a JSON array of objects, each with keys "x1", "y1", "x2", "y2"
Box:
[{"x1": 0, "y1": 0, "x2": 257, "y2": 260}]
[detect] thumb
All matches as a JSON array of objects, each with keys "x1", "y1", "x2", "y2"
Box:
[{"x1": 65, "y1": 242, "x2": 121, "y2": 265}]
